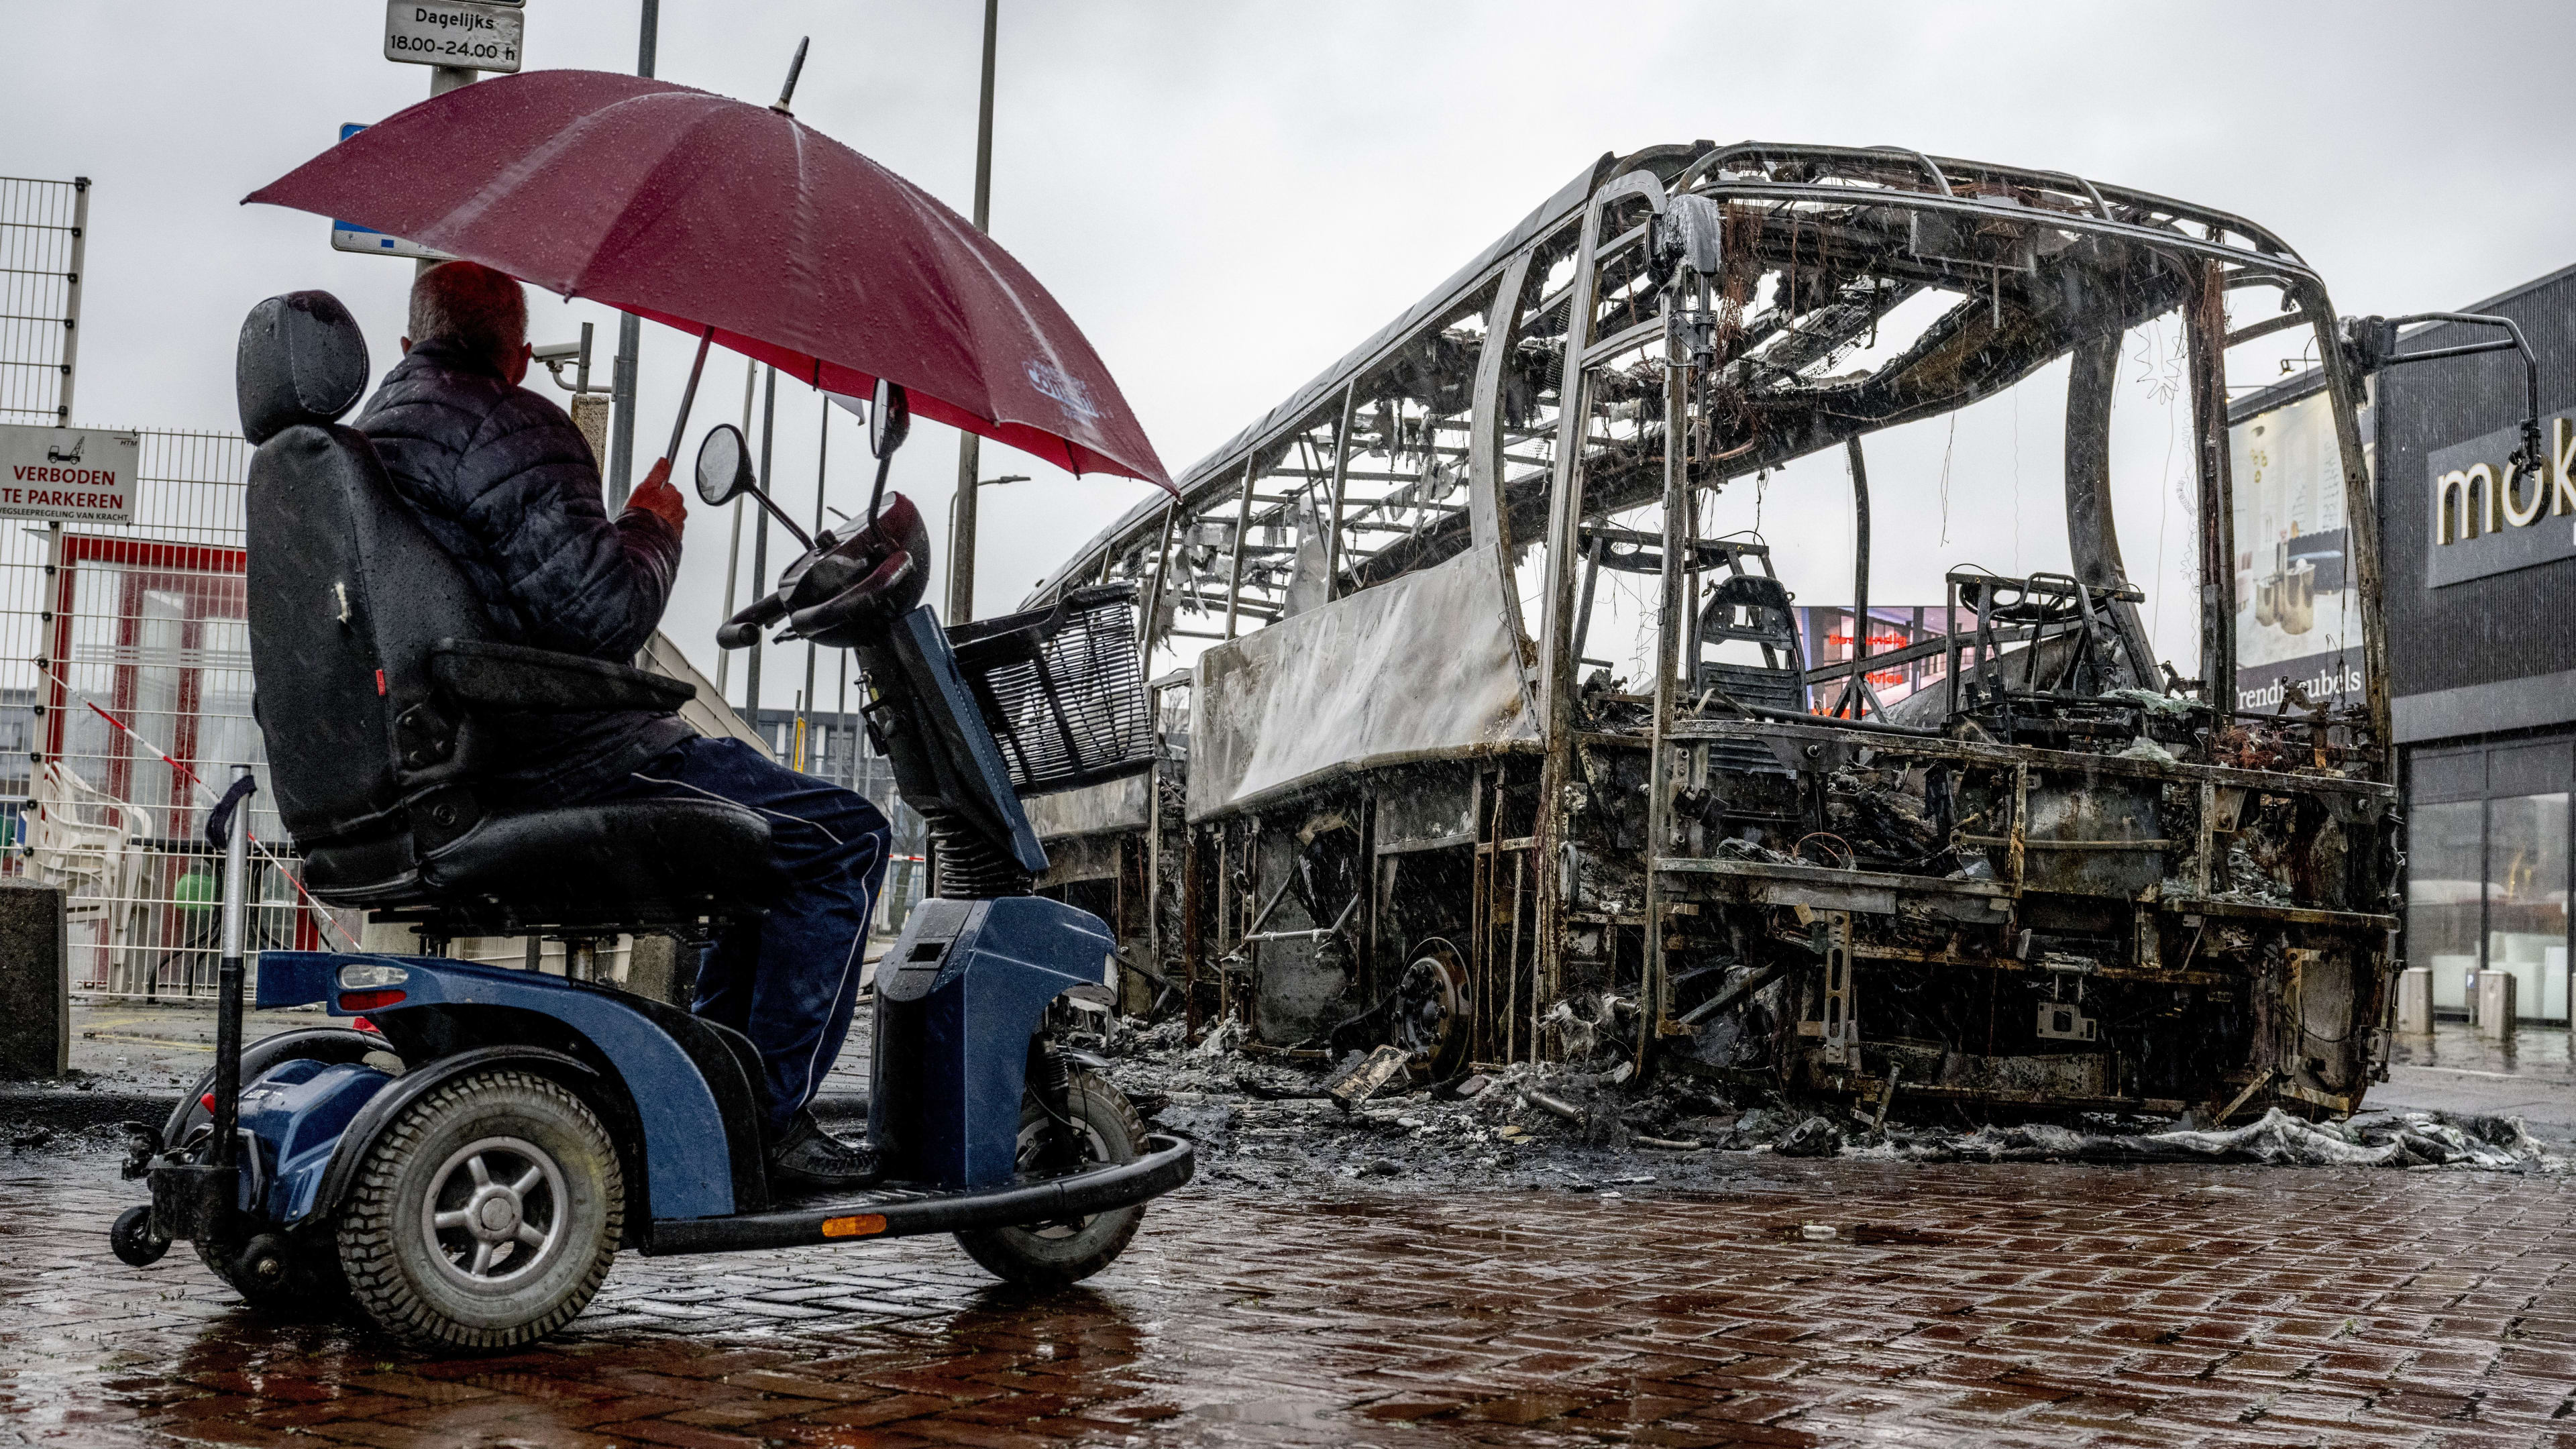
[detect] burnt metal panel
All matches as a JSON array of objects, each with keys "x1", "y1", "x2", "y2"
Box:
[
  {"x1": 1026, "y1": 770, "x2": 1152, "y2": 843},
  {"x1": 1188, "y1": 551, "x2": 1539, "y2": 822}
]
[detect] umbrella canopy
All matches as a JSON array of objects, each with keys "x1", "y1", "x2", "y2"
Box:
[{"x1": 246, "y1": 68, "x2": 1169, "y2": 490}]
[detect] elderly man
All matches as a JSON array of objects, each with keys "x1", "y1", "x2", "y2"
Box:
[{"x1": 357, "y1": 260, "x2": 888, "y2": 1187}]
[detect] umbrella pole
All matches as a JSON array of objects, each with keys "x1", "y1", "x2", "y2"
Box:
[{"x1": 661, "y1": 326, "x2": 716, "y2": 464}]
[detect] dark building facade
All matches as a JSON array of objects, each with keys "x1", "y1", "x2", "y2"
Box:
[{"x1": 2237, "y1": 262, "x2": 2576, "y2": 1023}]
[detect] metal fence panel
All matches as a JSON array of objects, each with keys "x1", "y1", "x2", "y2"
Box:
[
  {"x1": 6, "y1": 427, "x2": 938, "y2": 995},
  {"x1": 4, "y1": 429, "x2": 347, "y2": 998},
  {"x1": 0, "y1": 176, "x2": 84, "y2": 425}
]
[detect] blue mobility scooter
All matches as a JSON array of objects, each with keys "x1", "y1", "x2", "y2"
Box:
[{"x1": 107, "y1": 292, "x2": 1191, "y2": 1350}]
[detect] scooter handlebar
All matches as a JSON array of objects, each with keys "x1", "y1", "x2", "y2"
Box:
[{"x1": 713, "y1": 491, "x2": 932, "y2": 652}]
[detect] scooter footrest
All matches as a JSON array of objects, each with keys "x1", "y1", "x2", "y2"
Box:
[{"x1": 640, "y1": 1134, "x2": 1195, "y2": 1256}]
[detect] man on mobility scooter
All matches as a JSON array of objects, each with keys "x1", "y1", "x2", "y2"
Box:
[
  {"x1": 105, "y1": 286, "x2": 1190, "y2": 1351},
  {"x1": 362, "y1": 260, "x2": 892, "y2": 1188}
]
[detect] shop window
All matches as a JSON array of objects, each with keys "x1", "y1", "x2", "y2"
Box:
[
  {"x1": 2486, "y1": 793, "x2": 2569, "y2": 1022},
  {"x1": 2409, "y1": 798, "x2": 2484, "y2": 1011},
  {"x1": 2408, "y1": 742, "x2": 2573, "y2": 1022}
]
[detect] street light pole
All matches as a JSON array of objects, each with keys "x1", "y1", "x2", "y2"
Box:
[
  {"x1": 606, "y1": 0, "x2": 660, "y2": 508},
  {"x1": 946, "y1": 0, "x2": 999, "y2": 625},
  {"x1": 416, "y1": 65, "x2": 480, "y2": 280},
  {"x1": 802, "y1": 397, "x2": 830, "y2": 764}
]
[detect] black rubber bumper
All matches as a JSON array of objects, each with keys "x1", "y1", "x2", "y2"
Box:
[{"x1": 641, "y1": 1133, "x2": 1195, "y2": 1256}]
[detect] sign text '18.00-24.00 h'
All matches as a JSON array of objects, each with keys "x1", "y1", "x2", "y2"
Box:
[{"x1": 384, "y1": 1, "x2": 524, "y2": 74}]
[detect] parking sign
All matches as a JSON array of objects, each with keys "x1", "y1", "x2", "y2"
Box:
[{"x1": 328, "y1": 124, "x2": 451, "y2": 260}]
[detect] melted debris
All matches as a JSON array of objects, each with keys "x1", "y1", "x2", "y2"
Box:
[{"x1": 1099, "y1": 1017, "x2": 2571, "y2": 1191}]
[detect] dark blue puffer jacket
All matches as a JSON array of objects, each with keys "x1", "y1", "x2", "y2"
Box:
[{"x1": 355, "y1": 337, "x2": 693, "y2": 804}]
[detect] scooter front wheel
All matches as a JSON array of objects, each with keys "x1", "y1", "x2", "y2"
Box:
[
  {"x1": 336, "y1": 1069, "x2": 623, "y2": 1351},
  {"x1": 953, "y1": 1068, "x2": 1148, "y2": 1288}
]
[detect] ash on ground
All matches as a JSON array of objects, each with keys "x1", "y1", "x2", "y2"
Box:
[{"x1": 1091, "y1": 1017, "x2": 2573, "y2": 1193}]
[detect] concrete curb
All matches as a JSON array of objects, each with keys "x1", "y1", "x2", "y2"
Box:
[{"x1": 0, "y1": 1083, "x2": 176, "y2": 1134}]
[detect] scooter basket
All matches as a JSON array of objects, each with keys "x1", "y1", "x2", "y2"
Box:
[{"x1": 946, "y1": 584, "x2": 1154, "y2": 796}]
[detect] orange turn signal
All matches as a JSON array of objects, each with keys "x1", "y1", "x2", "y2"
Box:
[{"x1": 820, "y1": 1214, "x2": 886, "y2": 1238}]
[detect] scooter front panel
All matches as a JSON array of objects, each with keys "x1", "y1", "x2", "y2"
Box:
[
  {"x1": 870, "y1": 897, "x2": 1114, "y2": 1188},
  {"x1": 234, "y1": 1058, "x2": 396, "y2": 1224}
]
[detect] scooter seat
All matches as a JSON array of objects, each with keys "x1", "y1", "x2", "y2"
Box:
[{"x1": 303, "y1": 797, "x2": 780, "y2": 930}]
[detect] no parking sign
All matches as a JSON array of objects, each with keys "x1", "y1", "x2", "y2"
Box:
[{"x1": 0, "y1": 423, "x2": 139, "y2": 523}]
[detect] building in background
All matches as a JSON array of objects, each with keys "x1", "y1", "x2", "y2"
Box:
[
  {"x1": 747, "y1": 705, "x2": 929, "y2": 931},
  {"x1": 2235, "y1": 262, "x2": 2576, "y2": 1024},
  {"x1": 1794, "y1": 606, "x2": 1960, "y2": 714}
]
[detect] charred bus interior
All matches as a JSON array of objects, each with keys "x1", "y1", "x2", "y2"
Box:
[{"x1": 1020, "y1": 142, "x2": 2412, "y2": 1124}]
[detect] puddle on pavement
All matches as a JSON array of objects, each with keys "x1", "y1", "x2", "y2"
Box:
[
  {"x1": 1765, "y1": 1222, "x2": 1956, "y2": 1246},
  {"x1": 1851, "y1": 1223, "x2": 1953, "y2": 1245},
  {"x1": 1191, "y1": 1397, "x2": 1344, "y2": 1426}
]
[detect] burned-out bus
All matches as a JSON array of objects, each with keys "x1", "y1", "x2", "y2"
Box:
[{"x1": 1021, "y1": 141, "x2": 2416, "y2": 1121}]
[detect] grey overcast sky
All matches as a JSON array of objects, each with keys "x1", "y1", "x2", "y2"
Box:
[{"x1": 7, "y1": 1, "x2": 2573, "y2": 703}]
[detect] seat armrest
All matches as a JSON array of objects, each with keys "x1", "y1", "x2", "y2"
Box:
[{"x1": 430, "y1": 639, "x2": 696, "y2": 714}]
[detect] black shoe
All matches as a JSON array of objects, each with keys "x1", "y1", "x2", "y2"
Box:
[{"x1": 768, "y1": 1110, "x2": 885, "y2": 1189}]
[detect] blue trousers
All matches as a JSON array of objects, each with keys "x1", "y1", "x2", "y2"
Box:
[{"x1": 602, "y1": 736, "x2": 891, "y2": 1135}]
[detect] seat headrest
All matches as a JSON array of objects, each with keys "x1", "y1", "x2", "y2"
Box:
[
  {"x1": 237, "y1": 291, "x2": 370, "y2": 445},
  {"x1": 1707, "y1": 574, "x2": 1791, "y2": 608}
]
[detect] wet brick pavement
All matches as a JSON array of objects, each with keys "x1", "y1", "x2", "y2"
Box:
[{"x1": 5, "y1": 1152, "x2": 2576, "y2": 1447}]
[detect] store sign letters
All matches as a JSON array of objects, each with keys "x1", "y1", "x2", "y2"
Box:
[
  {"x1": 0, "y1": 424, "x2": 140, "y2": 523},
  {"x1": 2426, "y1": 415, "x2": 2576, "y2": 587}
]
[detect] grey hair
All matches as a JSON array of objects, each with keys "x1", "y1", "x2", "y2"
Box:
[{"x1": 407, "y1": 260, "x2": 527, "y2": 368}]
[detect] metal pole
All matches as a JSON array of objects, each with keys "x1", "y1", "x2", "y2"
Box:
[
  {"x1": 714, "y1": 358, "x2": 755, "y2": 700},
  {"x1": 56, "y1": 178, "x2": 88, "y2": 424},
  {"x1": 2301, "y1": 288, "x2": 2394, "y2": 772},
  {"x1": 1838, "y1": 436, "x2": 1872, "y2": 718},
  {"x1": 608, "y1": 336, "x2": 641, "y2": 506},
  {"x1": 1571, "y1": 533, "x2": 1604, "y2": 666},
  {"x1": 1529, "y1": 195, "x2": 1607, "y2": 1042},
  {"x1": 2186, "y1": 263, "x2": 2237, "y2": 708},
  {"x1": 1322, "y1": 383, "x2": 1356, "y2": 600},
  {"x1": 745, "y1": 367, "x2": 776, "y2": 718},
  {"x1": 803, "y1": 398, "x2": 828, "y2": 762},
  {"x1": 209, "y1": 765, "x2": 253, "y2": 1171},
  {"x1": 1137, "y1": 499, "x2": 1177, "y2": 661},
  {"x1": 949, "y1": 451, "x2": 979, "y2": 626},
  {"x1": 946, "y1": 0, "x2": 1000, "y2": 625},
  {"x1": 606, "y1": 0, "x2": 660, "y2": 506},
  {"x1": 1641, "y1": 290, "x2": 1689, "y2": 1069},
  {"x1": 415, "y1": 72, "x2": 479, "y2": 280},
  {"x1": 1222, "y1": 459, "x2": 1255, "y2": 639}
]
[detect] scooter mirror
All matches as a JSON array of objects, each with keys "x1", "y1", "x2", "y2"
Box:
[
  {"x1": 869, "y1": 378, "x2": 910, "y2": 460},
  {"x1": 696, "y1": 423, "x2": 755, "y2": 506}
]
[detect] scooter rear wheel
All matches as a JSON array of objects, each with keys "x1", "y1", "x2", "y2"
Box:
[
  {"x1": 336, "y1": 1069, "x2": 623, "y2": 1351},
  {"x1": 953, "y1": 1069, "x2": 1148, "y2": 1288}
]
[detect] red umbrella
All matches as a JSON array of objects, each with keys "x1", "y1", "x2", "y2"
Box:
[{"x1": 244, "y1": 65, "x2": 1169, "y2": 490}]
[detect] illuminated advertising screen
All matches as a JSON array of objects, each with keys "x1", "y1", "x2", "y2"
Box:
[{"x1": 2229, "y1": 390, "x2": 2364, "y2": 712}]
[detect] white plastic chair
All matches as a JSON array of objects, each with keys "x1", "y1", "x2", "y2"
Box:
[{"x1": 27, "y1": 761, "x2": 148, "y2": 985}]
